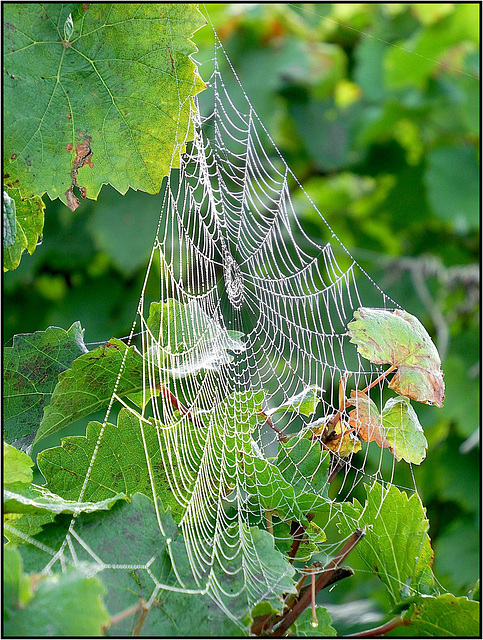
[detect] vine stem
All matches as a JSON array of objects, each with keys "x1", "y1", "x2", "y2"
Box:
[
  {"x1": 158, "y1": 384, "x2": 189, "y2": 415},
  {"x1": 288, "y1": 515, "x2": 314, "y2": 562},
  {"x1": 157, "y1": 384, "x2": 205, "y2": 429},
  {"x1": 260, "y1": 410, "x2": 285, "y2": 439},
  {"x1": 104, "y1": 603, "x2": 142, "y2": 630},
  {"x1": 132, "y1": 601, "x2": 149, "y2": 636},
  {"x1": 343, "y1": 365, "x2": 397, "y2": 409},
  {"x1": 269, "y1": 528, "x2": 366, "y2": 637},
  {"x1": 344, "y1": 614, "x2": 408, "y2": 637}
]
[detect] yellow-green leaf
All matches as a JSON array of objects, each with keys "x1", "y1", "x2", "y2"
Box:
[{"x1": 4, "y1": 3, "x2": 206, "y2": 208}]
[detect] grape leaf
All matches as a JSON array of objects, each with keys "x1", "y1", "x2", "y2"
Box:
[
  {"x1": 147, "y1": 298, "x2": 245, "y2": 378},
  {"x1": 34, "y1": 297, "x2": 246, "y2": 444},
  {"x1": 4, "y1": 546, "x2": 109, "y2": 636},
  {"x1": 3, "y1": 187, "x2": 45, "y2": 271},
  {"x1": 338, "y1": 482, "x2": 437, "y2": 606},
  {"x1": 348, "y1": 390, "x2": 388, "y2": 448},
  {"x1": 276, "y1": 435, "x2": 330, "y2": 495},
  {"x1": 4, "y1": 322, "x2": 87, "y2": 451},
  {"x1": 404, "y1": 594, "x2": 480, "y2": 637},
  {"x1": 267, "y1": 385, "x2": 324, "y2": 417},
  {"x1": 4, "y1": 440, "x2": 126, "y2": 519},
  {"x1": 348, "y1": 391, "x2": 428, "y2": 464},
  {"x1": 33, "y1": 338, "x2": 147, "y2": 444},
  {"x1": 347, "y1": 307, "x2": 445, "y2": 407},
  {"x1": 37, "y1": 407, "x2": 181, "y2": 511},
  {"x1": 17, "y1": 494, "x2": 295, "y2": 636},
  {"x1": 4, "y1": 3, "x2": 206, "y2": 208},
  {"x1": 290, "y1": 606, "x2": 337, "y2": 636},
  {"x1": 381, "y1": 396, "x2": 427, "y2": 464},
  {"x1": 38, "y1": 391, "x2": 264, "y2": 522}
]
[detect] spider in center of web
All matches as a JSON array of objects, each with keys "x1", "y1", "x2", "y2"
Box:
[{"x1": 223, "y1": 251, "x2": 244, "y2": 309}]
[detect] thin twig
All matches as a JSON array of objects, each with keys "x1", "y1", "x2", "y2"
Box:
[
  {"x1": 328, "y1": 457, "x2": 345, "y2": 484},
  {"x1": 158, "y1": 385, "x2": 205, "y2": 429},
  {"x1": 103, "y1": 602, "x2": 143, "y2": 631},
  {"x1": 296, "y1": 565, "x2": 354, "y2": 594},
  {"x1": 288, "y1": 515, "x2": 314, "y2": 562},
  {"x1": 344, "y1": 365, "x2": 397, "y2": 410},
  {"x1": 270, "y1": 528, "x2": 366, "y2": 637},
  {"x1": 260, "y1": 410, "x2": 286, "y2": 439},
  {"x1": 266, "y1": 510, "x2": 273, "y2": 535},
  {"x1": 311, "y1": 569, "x2": 317, "y2": 625},
  {"x1": 159, "y1": 385, "x2": 189, "y2": 414},
  {"x1": 132, "y1": 600, "x2": 149, "y2": 637},
  {"x1": 344, "y1": 614, "x2": 408, "y2": 637}
]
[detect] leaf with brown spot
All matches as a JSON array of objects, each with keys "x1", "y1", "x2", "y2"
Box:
[
  {"x1": 4, "y1": 4, "x2": 206, "y2": 207},
  {"x1": 347, "y1": 308, "x2": 445, "y2": 407}
]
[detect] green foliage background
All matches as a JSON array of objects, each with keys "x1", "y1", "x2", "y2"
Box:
[{"x1": 4, "y1": 3, "x2": 479, "y2": 633}]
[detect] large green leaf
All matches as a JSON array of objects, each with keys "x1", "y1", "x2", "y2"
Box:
[
  {"x1": 339, "y1": 482, "x2": 437, "y2": 606},
  {"x1": 347, "y1": 307, "x2": 445, "y2": 407},
  {"x1": 404, "y1": 594, "x2": 480, "y2": 637},
  {"x1": 37, "y1": 407, "x2": 184, "y2": 517},
  {"x1": 4, "y1": 323, "x2": 87, "y2": 450},
  {"x1": 4, "y1": 3, "x2": 205, "y2": 207},
  {"x1": 17, "y1": 494, "x2": 295, "y2": 636},
  {"x1": 4, "y1": 545, "x2": 110, "y2": 636},
  {"x1": 3, "y1": 187, "x2": 45, "y2": 271},
  {"x1": 34, "y1": 338, "x2": 147, "y2": 444},
  {"x1": 38, "y1": 390, "x2": 264, "y2": 522},
  {"x1": 4, "y1": 441, "x2": 126, "y2": 525}
]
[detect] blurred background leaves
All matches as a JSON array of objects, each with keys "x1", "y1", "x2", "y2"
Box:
[{"x1": 4, "y1": 2, "x2": 479, "y2": 628}]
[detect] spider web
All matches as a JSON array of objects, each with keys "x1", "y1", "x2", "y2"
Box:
[{"x1": 23, "y1": 30, "x2": 426, "y2": 629}]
